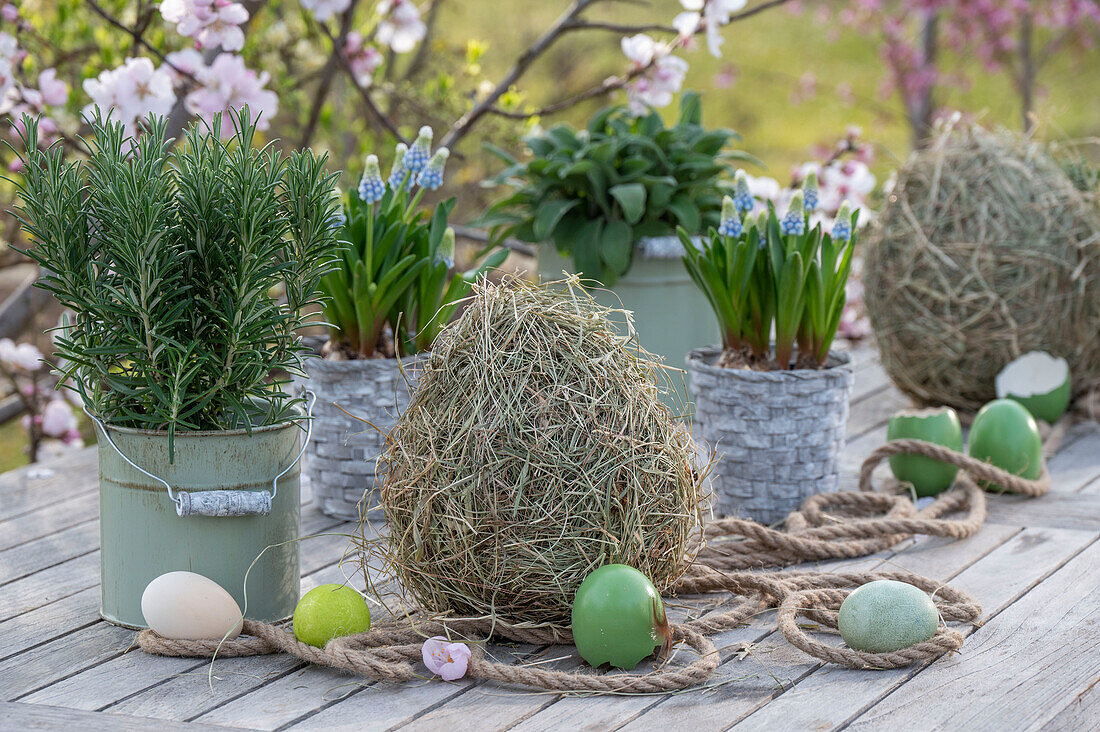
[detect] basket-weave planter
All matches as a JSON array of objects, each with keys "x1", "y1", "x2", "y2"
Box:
[
  {"x1": 300, "y1": 354, "x2": 420, "y2": 521},
  {"x1": 687, "y1": 346, "x2": 854, "y2": 525}
]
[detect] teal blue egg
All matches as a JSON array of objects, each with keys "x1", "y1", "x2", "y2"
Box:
[{"x1": 838, "y1": 579, "x2": 939, "y2": 653}]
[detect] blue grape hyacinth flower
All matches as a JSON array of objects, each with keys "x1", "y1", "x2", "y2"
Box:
[
  {"x1": 417, "y1": 148, "x2": 450, "y2": 191},
  {"x1": 387, "y1": 142, "x2": 412, "y2": 190},
  {"x1": 404, "y1": 126, "x2": 434, "y2": 173},
  {"x1": 358, "y1": 155, "x2": 385, "y2": 204},
  {"x1": 831, "y1": 200, "x2": 855, "y2": 242},
  {"x1": 802, "y1": 170, "x2": 819, "y2": 211},
  {"x1": 780, "y1": 191, "x2": 806, "y2": 236},
  {"x1": 717, "y1": 195, "x2": 743, "y2": 237},
  {"x1": 754, "y1": 210, "x2": 769, "y2": 249},
  {"x1": 437, "y1": 227, "x2": 456, "y2": 268},
  {"x1": 732, "y1": 170, "x2": 754, "y2": 213}
]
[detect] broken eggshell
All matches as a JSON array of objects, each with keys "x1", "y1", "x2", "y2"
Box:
[{"x1": 995, "y1": 351, "x2": 1072, "y2": 423}]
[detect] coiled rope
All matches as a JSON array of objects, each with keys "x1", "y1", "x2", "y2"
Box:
[{"x1": 139, "y1": 435, "x2": 1058, "y2": 692}]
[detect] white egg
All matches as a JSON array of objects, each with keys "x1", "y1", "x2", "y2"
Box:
[{"x1": 141, "y1": 571, "x2": 244, "y2": 640}]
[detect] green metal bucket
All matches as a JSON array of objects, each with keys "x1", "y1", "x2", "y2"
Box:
[
  {"x1": 95, "y1": 415, "x2": 305, "y2": 628},
  {"x1": 538, "y1": 240, "x2": 718, "y2": 411}
]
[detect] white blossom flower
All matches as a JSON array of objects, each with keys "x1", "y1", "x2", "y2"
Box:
[
  {"x1": 82, "y1": 58, "x2": 176, "y2": 137},
  {"x1": 300, "y1": 0, "x2": 351, "y2": 22},
  {"x1": 41, "y1": 399, "x2": 78, "y2": 438},
  {"x1": 675, "y1": 0, "x2": 747, "y2": 57},
  {"x1": 621, "y1": 34, "x2": 657, "y2": 67},
  {"x1": 164, "y1": 47, "x2": 205, "y2": 82},
  {"x1": 0, "y1": 338, "x2": 43, "y2": 371},
  {"x1": 377, "y1": 0, "x2": 426, "y2": 53},
  {"x1": 37, "y1": 69, "x2": 69, "y2": 106},
  {"x1": 626, "y1": 53, "x2": 688, "y2": 114},
  {"x1": 161, "y1": 0, "x2": 248, "y2": 51},
  {"x1": 183, "y1": 53, "x2": 278, "y2": 132}
]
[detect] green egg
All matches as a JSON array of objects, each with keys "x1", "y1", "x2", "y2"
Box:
[
  {"x1": 838, "y1": 579, "x2": 939, "y2": 653},
  {"x1": 968, "y1": 399, "x2": 1043, "y2": 492},
  {"x1": 571, "y1": 564, "x2": 668, "y2": 670},
  {"x1": 292, "y1": 583, "x2": 371, "y2": 648},
  {"x1": 887, "y1": 407, "x2": 963, "y2": 496}
]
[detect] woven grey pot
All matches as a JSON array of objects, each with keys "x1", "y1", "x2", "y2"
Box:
[
  {"x1": 687, "y1": 346, "x2": 854, "y2": 525},
  {"x1": 300, "y1": 354, "x2": 420, "y2": 521}
]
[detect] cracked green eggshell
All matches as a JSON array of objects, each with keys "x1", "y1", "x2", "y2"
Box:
[
  {"x1": 293, "y1": 583, "x2": 371, "y2": 648},
  {"x1": 968, "y1": 399, "x2": 1043, "y2": 491},
  {"x1": 838, "y1": 579, "x2": 939, "y2": 653},
  {"x1": 571, "y1": 564, "x2": 668, "y2": 670},
  {"x1": 887, "y1": 407, "x2": 964, "y2": 496}
]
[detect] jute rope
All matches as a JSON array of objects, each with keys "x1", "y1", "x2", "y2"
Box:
[{"x1": 138, "y1": 433, "x2": 1062, "y2": 691}]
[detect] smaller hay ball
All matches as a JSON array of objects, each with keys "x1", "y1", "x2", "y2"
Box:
[
  {"x1": 375, "y1": 277, "x2": 704, "y2": 633},
  {"x1": 865, "y1": 122, "x2": 1100, "y2": 413}
]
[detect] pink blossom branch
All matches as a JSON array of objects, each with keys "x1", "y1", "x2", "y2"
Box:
[
  {"x1": 83, "y1": 0, "x2": 198, "y2": 83},
  {"x1": 300, "y1": 0, "x2": 361, "y2": 148},
  {"x1": 317, "y1": 24, "x2": 409, "y2": 144}
]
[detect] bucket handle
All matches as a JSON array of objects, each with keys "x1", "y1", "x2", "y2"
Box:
[{"x1": 84, "y1": 391, "x2": 316, "y2": 518}]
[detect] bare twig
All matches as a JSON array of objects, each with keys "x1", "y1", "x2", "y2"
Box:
[
  {"x1": 300, "y1": 0, "x2": 362, "y2": 148},
  {"x1": 487, "y1": 65, "x2": 649, "y2": 120},
  {"x1": 318, "y1": 24, "x2": 409, "y2": 144},
  {"x1": 84, "y1": 0, "x2": 197, "y2": 82}
]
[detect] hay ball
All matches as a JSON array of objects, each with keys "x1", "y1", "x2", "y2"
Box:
[
  {"x1": 864, "y1": 123, "x2": 1100, "y2": 413},
  {"x1": 376, "y1": 277, "x2": 703, "y2": 631}
]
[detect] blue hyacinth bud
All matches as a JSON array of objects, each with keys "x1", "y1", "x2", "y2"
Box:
[
  {"x1": 780, "y1": 191, "x2": 806, "y2": 236},
  {"x1": 733, "y1": 170, "x2": 754, "y2": 213},
  {"x1": 417, "y1": 147, "x2": 449, "y2": 191},
  {"x1": 717, "y1": 195, "x2": 742, "y2": 237},
  {"x1": 802, "y1": 170, "x2": 819, "y2": 211},
  {"x1": 437, "y1": 227, "x2": 455, "y2": 268},
  {"x1": 755, "y1": 210, "x2": 769, "y2": 249},
  {"x1": 328, "y1": 186, "x2": 346, "y2": 229},
  {"x1": 831, "y1": 200, "x2": 855, "y2": 241},
  {"x1": 404, "y1": 125, "x2": 433, "y2": 173},
  {"x1": 388, "y1": 142, "x2": 411, "y2": 190},
  {"x1": 358, "y1": 155, "x2": 385, "y2": 204}
]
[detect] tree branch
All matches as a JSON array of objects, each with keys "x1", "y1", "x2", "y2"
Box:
[
  {"x1": 84, "y1": 0, "x2": 195, "y2": 81},
  {"x1": 300, "y1": 0, "x2": 361, "y2": 149},
  {"x1": 487, "y1": 66, "x2": 649, "y2": 120},
  {"x1": 318, "y1": 24, "x2": 409, "y2": 144},
  {"x1": 441, "y1": 0, "x2": 603, "y2": 149}
]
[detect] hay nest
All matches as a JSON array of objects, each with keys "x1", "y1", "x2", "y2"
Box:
[
  {"x1": 373, "y1": 276, "x2": 704, "y2": 632},
  {"x1": 864, "y1": 122, "x2": 1100, "y2": 413}
]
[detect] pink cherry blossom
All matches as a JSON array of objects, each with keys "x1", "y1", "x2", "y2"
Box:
[
  {"x1": 83, "y1": 57, "x2": 176, "y2": 137},
  {"x1": 621, "y1": 34, "x2": 657, "y2": 67},
  {"x1": 1, "y1": 4, "x2": 17, "y2": 23},
  {"x1": 164, "y1": 47, "x2": 205, "y2": 82},
  {"x1": 674, "y1": 0, "x2": 747, "y2": 57},
  {"x1": 421, "y1": 637, "x2": 471, "y2": 681},
  {"x1": 300, "y1": 0, "x2": 352, "y2": 23},
  {"x1": 41, "y1": 399, "x2": 78, "y2": 438},
  {"x1": 377, "y1": 0, "x2": 426, "y2": 53},
  {"x1": 161, "y1": 0, "x2": 248, "y2": 51},
  {"x1": 344, "y1": 31, "x2": 383, "y2": 86},
  {"x1": 37, "y1": 69, "x2": 69, "y2": 106},
  {"x1": 183, "y1": 53, "x2": 278, "y2": 133}
]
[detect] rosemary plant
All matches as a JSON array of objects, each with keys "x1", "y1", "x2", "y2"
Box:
[
  {"x1": 320, "y1": 128, "x2": 507, "y2": 358},
  {"x1": 680, "y1": 173, "x2": 858, "y2": 370},
  {"x1": 10, "y1": 109, "x2": 340, "y2": 448}
]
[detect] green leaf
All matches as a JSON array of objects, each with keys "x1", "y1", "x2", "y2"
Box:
[
  {"x1": 668, "y1": 195, "x2": 700, "y2": 233},
  {"x1": 532, "y1": 199, "x2": 579, "y2": 241},
  {"x1": 610, "y1": 183, "x2": 646, "y2": 225},
  {"x1": 572, "y1": 219, "x2": 604, "y2": 282},
  {"x1": 600, "y1": 220, "x2": 633, "y2": 278}
]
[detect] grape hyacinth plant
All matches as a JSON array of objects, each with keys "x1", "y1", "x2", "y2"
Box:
[
  {"x1": 319, "y1": 127, "x2": 507, "y2": 359},
  {"x1": 680, "y1": 171, "x2": 860, "y2": 371}
]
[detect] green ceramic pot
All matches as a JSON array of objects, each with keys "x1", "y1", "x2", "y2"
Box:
[
  {"x1": 538, "y1": 239, "x2": 718, "y2": 410},
  {"x1": 97, "y1": 418, "x2": 303, "y2": 628}
]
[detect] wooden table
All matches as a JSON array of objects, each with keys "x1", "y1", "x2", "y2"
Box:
[{"x1": 2, "y1": 345, "x2": 1098, "y2": 731}]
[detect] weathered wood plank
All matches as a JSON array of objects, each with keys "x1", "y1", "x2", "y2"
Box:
[
  {"x1": 0, "y1": 447, "x2": 98, "y2": 521},
  {"x1": 0, "y1": 700, "x2": 241, "y2": 731},
  {"x1": 727, "y1": 527, "x2": 1098, "y2": 731},
  {"x1": 0, "y1": 550, "x2": 100, "y2": 624},
  {"x1": 1043, "y1": 677, "x2": 1100, "y2": 731},
  {"x1": 985, "y1": 493, "x2": 1100, "y2": 531},
  {"x1": 0, "y1": 520, "x2": 99, "y2": 585},
  {"x1": 0, "y1": 587, "x2": 98, "y2": 662},
  {"x1": 846, "y1": 538, "x2": 1100, "y2": 731},
  {"x1": 11, "y1": 520, "x2": 356, "y2": 709},
  {"x1": 0, "y1": 492, "x2": 99, "y2": 552}
]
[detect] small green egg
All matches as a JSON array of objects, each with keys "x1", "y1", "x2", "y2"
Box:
[
  {"x1": 571, "y1": 564, "x2": 668, "y2": 670},
  {"x1": 887, "y1": 407, "x2": 963, "y2": 496},
  {"x1": 968, "y1": 399, "x2": 1043, "y2": 492},
  {"x1": 292, "y1": 583, "x2": 371, "y2": 648},
  {"x1": 838, "y1": 579, "x2": 939, "y2": 653}
]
